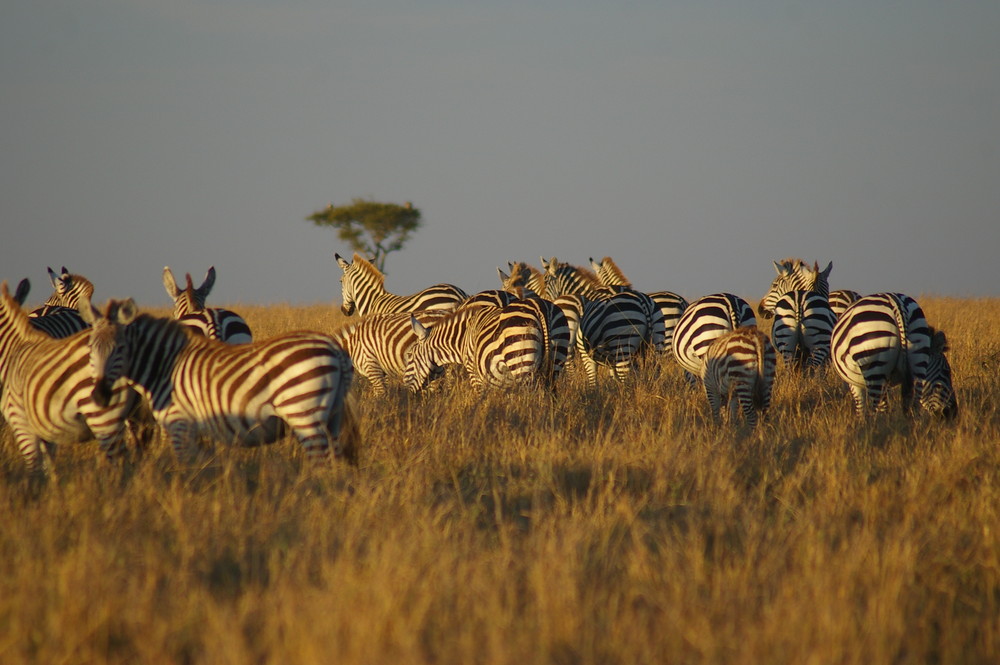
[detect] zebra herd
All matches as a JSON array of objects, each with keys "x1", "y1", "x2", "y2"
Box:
[{"x1": 0, "y1": 254, "x2": 957, "y2": 475}]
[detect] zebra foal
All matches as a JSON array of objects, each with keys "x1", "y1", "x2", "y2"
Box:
[
  {"x1": 701, "y1": 326, "x2": 776, "y2": 428},
  {"x1": 86, "y1": 301, "x2": 360, "y2": 464}
]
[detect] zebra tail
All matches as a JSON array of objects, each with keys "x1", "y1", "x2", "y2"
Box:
[
  {"x1": 753, "y1": 335, "x2": 767, "y2": 411},
  {"x1": 339, "y1": 390, "x2": 362, "y2": 466}
]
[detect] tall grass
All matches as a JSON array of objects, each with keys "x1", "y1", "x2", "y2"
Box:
[{"x1": 1, "y1": 298, "x2": 997, "y2": 664}]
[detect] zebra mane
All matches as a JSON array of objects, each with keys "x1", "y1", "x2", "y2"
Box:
[
  {"x1": 0, "y1": 281, "x2": 51, "y2": 343},
  {"x1": 349, "y1": 253, "x2": 386, "y2": 288},
  {"x1": 593, "y1": 256, "x2": 632, "y2": 287},
  {"x1": 558, "y1": 261, "x2": 602, "y2": 287}
]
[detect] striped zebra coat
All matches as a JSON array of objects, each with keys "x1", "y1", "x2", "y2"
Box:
[
  {"x1": 701, "y1": 326, "x2": 776, "y2": 428},
  {"x1": 770, "y1": 290, "x2": 835, "y2": 369},
  {"x1": 758, "y1": 258, "x2": 832, "y2": 318},
  {"x1": 829, "y1": 289, "x2": 862, "y2": 321},
  {"x1": 672, "y1": 293, "x2": 757, "y2": 377},
  {"x1": 14, "y1": 279, "x2": 89, "y2": 338},
  {"x1": 0, "y1": 282, "x2": 135, "y2": 472},
  {"x1": 332, "y1": 310, "x2": 451, "y2": 396},
  {"x1": 30, "y1": 266, "x2": 95, "y2": 315},
  {"x1": 404, "y1": 303, "x2": 544, "y2": 393},
  {"x1": 86, "y1": 303, "x2": 359, "y2": 464},
  {"x1": 335, "y1": 252, "x2": 467, "y2": 317},
  {"x1": 830, "y1": 293, "x2": 957, "y2": 418},
  {"x1": 499, "y1": 265, "x2": 582, "y2": 364},
  {"x1": 163, "y1": 266, "x2": 253, "y2": 344},
  {"x1": 589, "y1": 256, "x2": 689, "y2": 357}
]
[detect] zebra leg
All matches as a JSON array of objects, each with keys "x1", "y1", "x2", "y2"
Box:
[
  {"x1": 737, "y1": 385, "x2": 758, "y2": 429},
  {"x1": 579, "y1": 349, "x2": 599, "y2": 387},
  {"x1": 163, "y1": 418, "x2": 200, "y2": 462},
  {"x1": 848, "y1": 384, "x2": 868, "y2": 415},
  {"x1": 703, "y1": 379, "x2": 723, "y2": 425}
]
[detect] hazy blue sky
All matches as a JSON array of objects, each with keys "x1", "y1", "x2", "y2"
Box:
[{"x1": 3, "y1": 1, "x2": 998, "y2": 311}]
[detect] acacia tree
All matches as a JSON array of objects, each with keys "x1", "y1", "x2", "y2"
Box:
[{"x1": 307, "y1": 198, "x2": 422, "y2": 272}]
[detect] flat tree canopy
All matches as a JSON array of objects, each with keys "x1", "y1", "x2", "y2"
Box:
[{"x1": 307, "y1": 198, "x2": 421, "y2": 271}]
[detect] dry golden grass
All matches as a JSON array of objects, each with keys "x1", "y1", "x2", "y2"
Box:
[{"x1": 1, "y1": 297, "x2": 998, "y2": 665}]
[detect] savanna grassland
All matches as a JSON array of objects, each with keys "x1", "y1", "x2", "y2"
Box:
[{"x1": 1, "y1": 297, "x2": 998, "y2": 665}]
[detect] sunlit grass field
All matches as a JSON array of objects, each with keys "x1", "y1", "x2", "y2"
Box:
[{"x1": 1, "y1": 297, "x2": 998, "y2": 664}]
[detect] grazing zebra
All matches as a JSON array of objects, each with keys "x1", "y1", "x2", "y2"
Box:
[
  {"x1": 13, "y1": 279, "x2": 88, "y2": 338},
  {"x1": 543, "y1": 258, "x2": 665, "y2": 355},
  {"x1": 701, "y1": 326, "x2": 776, "y2": 428},
  {"x1": 404, "y1": 303, "x2": 544, "y2": 393},
  {"x1": 829, "y1": 289, "x2": 862, "y2": 321},
  {"x1": 758, "y1": 258, "x2": 832, "y2": 318},
  {"x1": 770, "y1": 290, "x2": 836, "y2": 369},
  {"x1": 830, "y1": 293, "x2": 957, "y2": 419},
  {"x1": 29, "y1": 266, "x2": 95, "y2": 316},
  {"x1": 85, "y1": 301, "x2": 360, "y2": 464},
  {"x1": 331, "y1": 310, "x2": 451, "y2": 396},
  {"x1": 589, "y1": 256, "x2": 689, "y2": 356},
  {"x1": 672, "y1": 293, "x2": 757, "y2": 377},
  {"x1": 0, "y1": 282, "x2": 135, "y2": 473},
  {"x1": 163, "y1": 266, "x2": 253, "y2": 344},
  {"x1": 335, "y1": 252, "x2": 467, "y2": 317}
]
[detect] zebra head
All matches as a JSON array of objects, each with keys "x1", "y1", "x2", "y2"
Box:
[
  {"x1": 163, "y1": 266, "x2": 216, "y2": 317},
  {"x1": 919, "y1": 328, "x2": 958, "y2": 420},
  {"x1": 758, "y1": 259, "x2": 832, "y2": 319},
  {"x1": 403, "y1": 315, "x2": 437, "y2": 393},
  {"x1": 335, "y1": 252, "x2": 360, "y2": 316},
  {"x1": 43, "y1": 266, "x2": 95, "y2": 309},
  {"x1": 81, "y1": 297, "x2": 139, "y2": 407}
]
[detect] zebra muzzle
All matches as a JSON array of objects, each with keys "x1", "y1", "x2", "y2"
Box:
[{"x1": 92, "y1": 379, "x2": 115, "y2": 408}]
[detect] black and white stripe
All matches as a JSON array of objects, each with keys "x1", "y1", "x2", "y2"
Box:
[
  {"x1": 86, "y1": 303, "x2": 359, "y2": 464},
  {"x1": 829, "y1": 289, "x2": 862, "y2": 321},
  {"x1": 770, "y1": 290, "x2": 835, "y2": 369},
  {"x1": 32, "y1": 266, "x2": 95, "y2": 314},
  {"x1": 574, "y1": 291, "x2": 656, "y2": 386},
  {"x1": 332, "y1": 310, "x2": 451, "y2": 396},
  {"x1": 758, "y1": 258, "x2": 832, "y2": 318},
  {"x1": 13, "y1": 279, "x2": 88, "y2": 338},
  {"x1": 830, "y1": 292, "x2": 957, "y2": 418},
  {"x1": 588, "y1": 257, "x2": 689, "y2": 357},
  {"x1": 163, "y1": 266, "x2": 253, "y2": 344},
  {"x1": 672, "y1": 293, "x2": 757, "y2": 377},
  {"x1": 701, "y1": 325, "x2": 776, "y2": 428},
  {"x1": 404, "y1": 303, "x2": 544, "y2": 392},
  {"x1": 335, "y1": 252, "x2": 467, "y2": 317},
  {"x1": 0, "y1": 282, "x2": 135, "y2": 473}
]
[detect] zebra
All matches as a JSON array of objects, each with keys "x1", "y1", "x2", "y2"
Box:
[
  {"x1": 492, "y1": 274, "x2": 573, "y2": 386},
  {"x1": 335, "y1": 252, "x2": 467, "y2": 316},
  {"x1": 13, "y1": 279, "x2": 88, "y2": 338},
  {"x1": 574, "y1": 292, "x2": 656, "y2": 386},
  {"x1": 542, "y1": 257, "x2": 665, "y2": 356},
  {"x1": 770, "y1": 290, "x2": 836, "y2": 370},
  {"x1": 500, "y1": 261, "x2": 547, "y2": 296},
  {"x1": 85, "y1": 301, "x2": 360, "y2": 464},
  {"x1": 829, "y1": 289, "x2": 862, "y2": 321},
  {"x1": 672, "y1": 293, "x2": 757, "y2": 378},
  {"x1": 758, "y1": 258, "x2": 832, "y2": 319},
  {"x1": 0, "y1": 282, "x2": 136, "y2": 473},
  {"x1": 404, "y1": 303, "x2": 544, "y2": 393},
  {"x1": 830, "y1": 293, "x2": 957, "y2": 419},
  {"x1": 701, "y1": 326, "x2": 776, "y2": 429},
  {"x1": 163, "y1": 266, "x2": 253, "y2": 344},
  {"x1": 331, "y1": 310, "x2": 451, "y2": 396},
  {"x1": 589, "y1": 256, "x2": 689, "y2": 357},
  {"x1": 29, "y1": 266, "x2": 95, "y2": 316},
  {"x1": 499, "y1": 265, "x2": 581, "y2": 357}
]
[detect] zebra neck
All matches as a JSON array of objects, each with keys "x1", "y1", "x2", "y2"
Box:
[{"x1": 124, "y1": 319, "x2": 188, "y2": 397}]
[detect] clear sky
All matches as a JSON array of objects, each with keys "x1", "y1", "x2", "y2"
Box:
[{"x1": 3, "y1": 1, "x2": 998, "y2": 310}]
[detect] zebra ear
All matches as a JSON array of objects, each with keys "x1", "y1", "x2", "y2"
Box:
[
  {"x1": 335, "y1": 253, "x2": 350, "y2": 271},
  {"x1": 13, "y1": 278, "x2": 30, "y2": 306},
  {"x1": 162, "y1": 267, "x2": 181, "y2": 298},
  {"x1": 410, "y1": 315, "x2": 430, "y2": 342},
  {"x1": 47, "y1": 267, "x2": 60, "y2": 289},
  {"x1": 773, "y1": 261, "x2": 788, "y2": 276},
  {"x1": 196, "y1": 267, "x2": 216, "y2": 298},
  {"x1": 819, "y1": 261, "x2": 833, "y2": 280},
  {"x1": 497, "y1": 267, "x2": 509, "y2": 282},
  {"x1": 114, "y1": 299, "x2": 139, "y2": 325}
]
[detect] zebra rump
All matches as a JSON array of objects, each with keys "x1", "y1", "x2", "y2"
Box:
[
  {"x1": 701, "y1": 325, "x2": 776, "y2": 428},
  {"x1": 672, "y1": 293, "x2": 757, "y2": 377},
  {"x1": 830, "y1": 292, "x2": 957, "y2": 419},
  {"x1": 770, "y1": 290, "x2": 835, "y2": 369}
]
